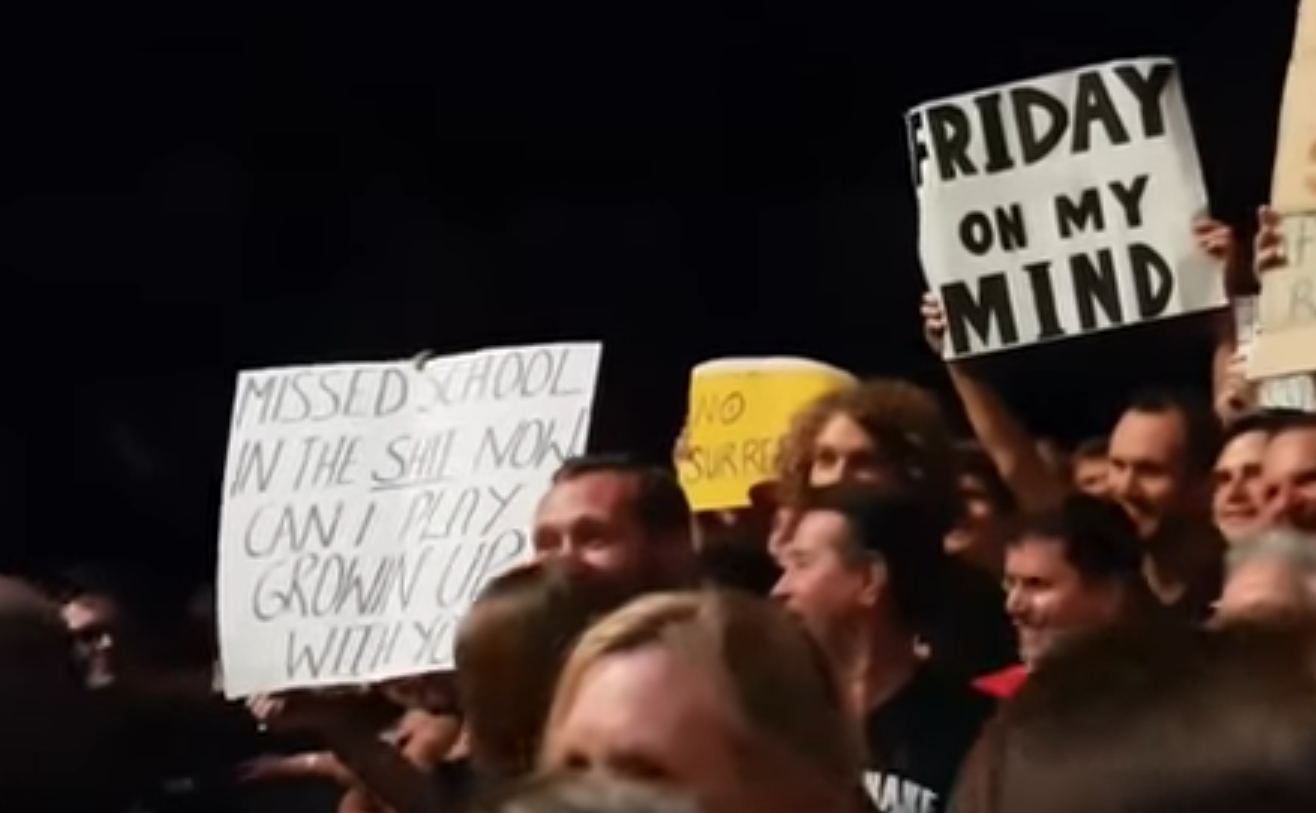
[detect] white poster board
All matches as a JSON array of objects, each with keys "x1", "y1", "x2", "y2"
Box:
[
  {"x1": 1235, "y1": 295, "x2": 1316, "y2": 411},
  {"x1": 908, "y1": 57, "x2": 1225, "y2": 359},
  {"x1": 1250, "y1": 0, "x2": 1316, "y2": 378},
  {"x1": 217, "y1": 342, "x2": 602, "y2": 697}
]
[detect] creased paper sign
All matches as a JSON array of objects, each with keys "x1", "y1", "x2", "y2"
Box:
[
  {"x1": 1235, "y1": 295, "x2": 1316, "y2": 410},
  {"x1": 1272, "y1": 0, "x2": 1316, "y2": 212},
  {"x1": 1252, "y1": 0, "x2": 1316, "y2": 379},
  {"x1": 217, "y1": 342, "x2": 601, "y2": 697},
  {"x1": 908, "y1": 57, "x2": 1224, "y2": 359},
  {"x1": 1249, "y1": 213, "x2": 1316, "y2": 379}
]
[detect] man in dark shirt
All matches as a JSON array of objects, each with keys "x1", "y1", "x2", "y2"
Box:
[
  {"x1": 976, "y1": 494, "x2": 1171, "y2": 700},
  {"x1": 772, "y1": 485, "x2": 994, "y2": 813},
  {"x1": 1105, "y1": 388, "x2": 1226, "y2": 621}
]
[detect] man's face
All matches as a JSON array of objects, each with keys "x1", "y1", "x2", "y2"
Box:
[
  {"x1": 1213, "y1": 430, "x2": 1270, "y2": 542},
  {"x1": 1106, "y1": 409, "x2": 1195, "y2": 537},
  {"x1": 532, "y1": 472, "x2": 690, "y2": 596},
  {"x1": 1072, "y1": 455, "x2": 1109, "y2": 497},
  {"x1": 809, "y1": 414, "x2": 896, "y2": 489},
  {"x1": 771, "y1": 511, "x2": 873, "y2": 646},
  {"x1": 1262, "y1": 428, "x2": 1316, "y2": 533},
  {"x1": 1004, "y1": 537, "x2": 1121, "y2": 667}
]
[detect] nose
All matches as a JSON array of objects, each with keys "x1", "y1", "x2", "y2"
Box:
[
  {"x1": 812, "y1": 462, "x2": 843, "y2": 487},
  {"x1": 1267, "y1": 485, "x2": 1302, "y2": 527},
  {"x1": 1218, "y1": 474, "x2": 1247, "y2": 505},
  {"x1": 1004, "y1": 586, "x2": 1027, "y2": 619},
  {"x1": 1107, "y1": 467, "x2": 1135, "y2": 498},
  {"x1": 544, "y1": 538, "x2": 586, "y2": 568}
]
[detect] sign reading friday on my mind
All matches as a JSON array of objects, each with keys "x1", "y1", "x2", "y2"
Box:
[{"x1": 907, "y1": 57, "x2": 1225, "y2": 360}]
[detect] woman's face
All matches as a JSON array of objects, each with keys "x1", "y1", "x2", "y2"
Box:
[
  {"x1": 807, "y1": 413, "x2": 896, "y2": 489},
  {"x1": 542, "y1": 647, "x2": 835, "y2": 813}
]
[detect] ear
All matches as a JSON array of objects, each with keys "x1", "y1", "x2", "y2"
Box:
[{"x1": 856, "y1": 557, "x2": 888, "y2": 609}]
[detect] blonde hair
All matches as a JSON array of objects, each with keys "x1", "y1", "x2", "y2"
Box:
[
  {"x1": 542, "y1": 590, "x2": 861, "y2": 786},
  {"x1": 474, "y1": 771, "x2": 701, "y2": 813}
]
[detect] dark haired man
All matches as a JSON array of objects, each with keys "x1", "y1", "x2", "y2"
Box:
[
  {"x1": 771, "y1": 484, "x2": 993, "y2": 813},
  {"x1": 1213, "y1": 410, "x2": 1304, "y2": 542},
  {"x1": 959, "y1": 625, "x2": 1316, "y2": 813},
  {"x1": 1261, "y1": 413, "x2": 1316, "y2": 534},
  {"x1": 977, "y1": 494, "x2": 1153, "y2": 699},
  {"x1": 1106, "y1": 387, "x2": 1226, "y2": 620},
  {"x1": 532, "y1": 454, "x2": 697, "y2": 598}
]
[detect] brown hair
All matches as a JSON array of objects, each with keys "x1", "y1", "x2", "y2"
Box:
[
  {"x1": 456, "y1": 560, "x2": 625, "y2": 780},
  {"x1": 543, "y1": 590, "x2": 860, "y2": 788},
  {"x1": 953, "y1": 623, "x2": 1316, "y2": 813},
  {"x1": 775, "y1": 379, "x2": 958, "y2": 530}
]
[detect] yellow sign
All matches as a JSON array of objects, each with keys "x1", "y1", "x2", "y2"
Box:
[{"x1": 678, "y1": 357, "x2": 855, "y2": 511}]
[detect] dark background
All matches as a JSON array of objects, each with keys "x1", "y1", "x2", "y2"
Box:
[{"x1": 0, "y1": 0, "x2": 1297, "y2": 577}]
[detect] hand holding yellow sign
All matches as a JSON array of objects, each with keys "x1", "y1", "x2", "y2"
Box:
[{"x1": 678, "y1": 357, "x2": 855, "y2": 511}]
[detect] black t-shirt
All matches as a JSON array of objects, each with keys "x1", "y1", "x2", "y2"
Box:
[
  {"x1": 861, "y1": 667, "x2": 995, "y2": 813},
  {"x1": 921, "y1": 559, "x2": 1017, "y2": 683}
]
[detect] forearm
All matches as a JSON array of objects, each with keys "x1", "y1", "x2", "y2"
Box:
[
  {"x1": 947, "y1": 364, "x2": 1065, "y2": 510},
  {"x1": 322, "y1": 723, "x2": 443, "y2": 813}
]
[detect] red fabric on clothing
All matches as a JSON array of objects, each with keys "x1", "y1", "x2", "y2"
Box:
[{"x1": 973, "y1": 664, "x2": 1027, "y2": 699}]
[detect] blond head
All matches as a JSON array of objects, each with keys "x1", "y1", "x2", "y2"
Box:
[{"x1": 544, "y1": 589, "x2": 860, "y2": 787}]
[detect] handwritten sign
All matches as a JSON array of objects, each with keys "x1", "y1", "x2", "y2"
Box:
[
  {"x1": 678, "y1": 358, "x2": 854, "y2": 511},
  {"x1": 1235, "y1": 295, "x2": 1316, "y2": 410},
  {"x1": 1272, "y1": 0, "x2": 1316, "y2": 212},
  {"x1": 1250, "y1": 214, "x2": 1316, "y2": 379},
  {"x1": 1252, "y1": 0, "x2": 1316, "y2": 378},
  {"x1": 907, "y1": 57, "x2": 1224, "y2": 359},
  {"x1": 217, "y1": 342, "x2": 601, "y2": 697}
]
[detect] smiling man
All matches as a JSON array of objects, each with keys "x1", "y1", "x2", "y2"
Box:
[
  {"x1": 1105, "y1": 388, "x2": 1225, "y2": 620},
  {"x1": 978, "y1": 494, "x2": 1154, "y2": 698}
]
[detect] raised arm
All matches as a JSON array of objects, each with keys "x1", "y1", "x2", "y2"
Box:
[{"x1": 921, "y1": 294, "x2": 1066, "y2": 512}]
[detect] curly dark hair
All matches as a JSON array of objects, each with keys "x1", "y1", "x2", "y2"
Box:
[{"x1": 774, "y1": 378, "x2": 959, "y2": 532}]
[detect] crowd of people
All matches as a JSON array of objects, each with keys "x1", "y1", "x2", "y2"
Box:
[{"x1": 7, "y1": 205, "x2": 1316, "y2": 813}]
